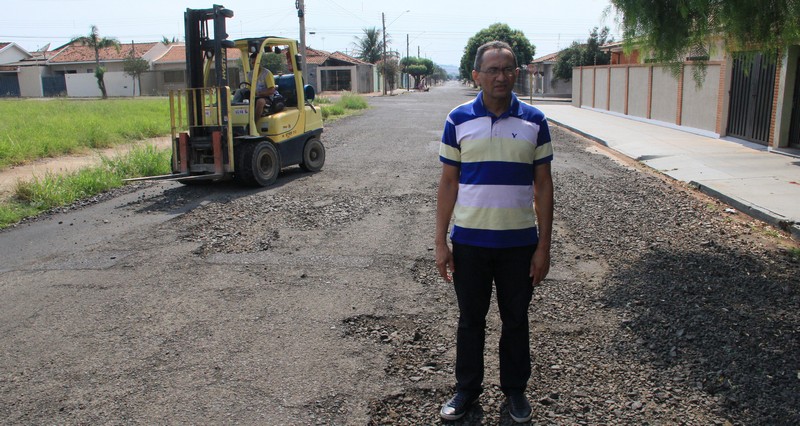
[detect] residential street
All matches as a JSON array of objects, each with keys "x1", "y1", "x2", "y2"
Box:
[{"x1": 1, "y1": 82, "x2": 798, "y2": 425}]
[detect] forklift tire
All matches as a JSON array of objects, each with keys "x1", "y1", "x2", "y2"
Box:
[
  {"x1": 299, "y1": 137, "x2": 325, "y2": 172},
  {"x1": 235, "y1": 140, "x2": 281, "y2": 186}
]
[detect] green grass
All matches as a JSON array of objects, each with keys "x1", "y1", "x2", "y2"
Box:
[
  {"x1": 321, "y1": 105, "x2": 346, "y2": 120},
  {"x1": 338, "y1": 93, "x2": 369, "y2": 110},
  {"x1": 0, "y1": 98, "x2": 170, "y2": 170},
  {"x1": 317, "y1": 92, "x2": 368, "y2": 122},
  {"x1": 0, "y1": 145, "x2": 170, "y2": 228}
]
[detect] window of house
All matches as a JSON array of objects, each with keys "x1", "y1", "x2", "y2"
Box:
[{"x1": 164, "y1": 70, "x2": 185, "y2": 83}]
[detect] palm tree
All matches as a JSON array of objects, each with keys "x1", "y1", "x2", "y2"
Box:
[
  {"x1": 352, "y1": 27, "x2": 386, "y2": 64},
  {"x1": 161, "y1": 36, "x2": 179, "y2": 45},
  {"x1": 72, "y1": 25, "x2": 120, "y2": 98}
]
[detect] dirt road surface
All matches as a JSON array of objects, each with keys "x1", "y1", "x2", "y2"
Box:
[
  {"x1": 1, "y1": 82, "x2": 798, "y2": 425},
  {"x1": 0, "y1": 137, "x2": 172, "y2": 200}
]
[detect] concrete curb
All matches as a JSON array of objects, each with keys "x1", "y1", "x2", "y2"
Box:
[
  {"x1": 689, "y1": 181, "x2": 800, "y2": 241},
  {"x1": 549, "y1": 118, "x2": 800, "y2": 242},
  {"x1": 547, "y1": 118, "x2": 610, "y2": 148}
]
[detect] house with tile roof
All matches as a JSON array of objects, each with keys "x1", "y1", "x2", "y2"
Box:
[
  {"x1": 509, "y1": 50, "x2": 572, "y2": 100},
  {"x1": 2, "y1": 39, "x2": 373, "y2": 98},
  {"x1": 527, "y1": 50, "x2": 572, "y2": 98},
  {"x1": 45, "y1": 41, "x2": 169, "y2": 97},
  {"x1": 304, "y1": 47, "x2": 375, "y2": 94},
  {"x1": 0, "y1": 42, "x2": 32, "y2": 96},
  {"x1": 149, "y1": 44, "x2": 242, "y2": 95}
]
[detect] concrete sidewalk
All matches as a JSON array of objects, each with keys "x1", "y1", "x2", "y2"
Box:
[{"x1": 535, "y1": 104, "x2": 800, "y2": 239}]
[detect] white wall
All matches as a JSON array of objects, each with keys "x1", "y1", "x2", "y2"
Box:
[
  {"x1": 65, "y1": 71, "x2": 139, "y2": 97},
  {"x1": 17, "y1": 66, "x2": 44, "y2": 97}
]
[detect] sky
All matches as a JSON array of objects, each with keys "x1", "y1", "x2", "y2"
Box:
[{"x1": 1, "y1": 0, "x2": 618, "y2": 67}]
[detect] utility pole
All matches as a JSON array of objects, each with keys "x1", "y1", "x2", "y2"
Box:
[
  {"x1": 296, "y1": 0, "x2": 307, "y2": 82},
  {"x1": 406, "y1": 34, "x2": 410, "y2": 92},
  {"x1": 382, "y1": 12, "x2": 387, "y2": 95}
]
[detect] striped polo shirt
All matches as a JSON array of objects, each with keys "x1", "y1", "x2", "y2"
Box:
[{"x1": 440, "y1": 91, "x2": 553, "y2": 248}]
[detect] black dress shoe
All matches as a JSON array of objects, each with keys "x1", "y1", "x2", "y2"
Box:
[
  {"x1": 507, "y1": 392, "x2": 532, "y2": 423},
  {"x1": 440, "y1": 391, "x2": 479, "y2": 421}
]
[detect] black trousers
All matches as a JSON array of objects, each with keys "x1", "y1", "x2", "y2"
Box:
[{"x1": 452, "y1": 242, "x2": 536, "y2": 396}]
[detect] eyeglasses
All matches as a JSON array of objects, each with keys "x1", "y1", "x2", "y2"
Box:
[{"x1": 479, "y1": 67, "x2": 517, "y2": 77}]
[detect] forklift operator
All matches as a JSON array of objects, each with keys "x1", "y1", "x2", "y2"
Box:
[{"x1": 233, "y1": 53, "x2": 277, "y2": 118}]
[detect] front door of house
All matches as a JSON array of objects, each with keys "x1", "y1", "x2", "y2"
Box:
[{"x1": 727, "y1": 52, "x2": 776, "y2": 145}]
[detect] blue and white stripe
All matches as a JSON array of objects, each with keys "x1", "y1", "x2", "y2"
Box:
[{"x1": 440, "y1": 91, "x2": 553, "y2": 248}]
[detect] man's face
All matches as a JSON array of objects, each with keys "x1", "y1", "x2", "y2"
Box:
[{"x1": 471, "y1": 48, "x2": 518, "y2": 103}]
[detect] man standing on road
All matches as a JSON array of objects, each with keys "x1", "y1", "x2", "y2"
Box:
[{"x1": 435, "y1": 40, "x2": 554, "y2": 423}]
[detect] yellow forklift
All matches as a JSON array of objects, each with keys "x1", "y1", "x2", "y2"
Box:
[{"x1": 150, "y1": 5, "x2": 324, "y2": 186}]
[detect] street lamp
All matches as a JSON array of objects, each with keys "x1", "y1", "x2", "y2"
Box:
[{"x1": 388, "y1": 10, "x2": 411, "y2": 27}]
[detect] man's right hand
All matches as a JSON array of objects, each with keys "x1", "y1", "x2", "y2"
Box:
[{"x1": 435, "y1": 242, "x2": 454, "y2": 282}]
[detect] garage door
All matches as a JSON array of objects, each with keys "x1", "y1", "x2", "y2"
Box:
[{"x1": 0, "y1": 73, "x2": 20, "y2": 97}]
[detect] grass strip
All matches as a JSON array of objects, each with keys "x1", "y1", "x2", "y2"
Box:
[
  {"x1": 317, "y1": 92, "x2": 369, "y2": 122},
  {"x1": 0, "y1": 144, "x2": 170, "y2": 228}
]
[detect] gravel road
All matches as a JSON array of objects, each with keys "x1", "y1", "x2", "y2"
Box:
[{"x1": 1, "y1": 82, "x2": 798, "y2": 425}]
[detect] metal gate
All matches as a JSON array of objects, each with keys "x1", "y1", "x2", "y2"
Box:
[
  {"x1": 320, "y1": 69, "x2": 351, "y2": 91},
  {"x1": 0, "y1": 73, "x2": 20, "y2": 97},
  {"x1": 42, "y1": 75, "x2": 67, "y2": 97},
  {"x1": 788, "y1": 57, "x2": 800, "y2": 149},
  {"x1": 727, "y1": 52, "x2": 776, "y2": 145}
]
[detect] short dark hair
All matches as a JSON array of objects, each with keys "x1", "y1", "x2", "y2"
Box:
[{"x1": 473, "y1": 40, "x2": 517, "y2": 71}]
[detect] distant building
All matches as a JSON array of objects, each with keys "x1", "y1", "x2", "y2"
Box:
[
  {"x1": 304, "y1": 47, "x2": 375, "y2": 94},
  {"x1": 0, "y1": 39, "x2": 374, "y2": 98},
  {"x1": 511, "y1": 49, "x2": 572, "y2": 100}
]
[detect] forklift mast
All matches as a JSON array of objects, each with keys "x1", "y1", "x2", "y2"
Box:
[{"x1": 183, "y1": 4, "x2": 234, "y2": 137}]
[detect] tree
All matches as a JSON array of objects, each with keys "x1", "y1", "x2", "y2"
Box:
[
  {"x1": 429, "y1": 65, "x2": 449, "y2": 85},
  {"x1": 553, "y1": 27, "x2": 612, "y2": 81},
  {"x1": 123, "y1": 55, "x2": 149, "y2": 96},
  {"x1": 353, "y1": 27, "x2": 386, "y2": 64},
  {"x1": 400, "y1": 56, "x2": 434, "y2": 89},
  {"x1": 72, "y1": 25, "x2": 120, "y2": 99},
  {"x1": 262, "y1": 52, "x2": 288, "y2": 74},
  {"x1": 122, "y1": 42, "x2": 149, "y2": 96},
  {"x1": 161, "y1": 36, "x2": 179, "y2": 45},
  {"x1": 377, "y1": 57, "x2": 400, "y2": 92},
  {"x1": 459, "y1": 23, "x2": 535, "y2": 81},
  {"x1": 610, "y1": 0, "x2": 800, "y2": 67}
]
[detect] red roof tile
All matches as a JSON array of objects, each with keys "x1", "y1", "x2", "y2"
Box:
[
  {"x1": 305, "y1": 47, "x2": 331, "y2": 65},
  {"x1": 0, "y1": 42, "x2": 10, "y2": 50},
  {"x1": 155, "y1": 45, "x2": 186, "y2": 63},
  {"x1": 50, "y1": 42, "x2": 157, "y2": 63},
  {"x1": 533, "y1": 52, "x2": 560, "y2": 63},
  {"x1": 330, "y1": 51, "x2": 369, "y2": 64},
  {"x1": 305, "y1": 48, "x2": 370, "y2": 66},
  {"x1": 154, "y1": 44, "x2": 242, "y2": 64}
]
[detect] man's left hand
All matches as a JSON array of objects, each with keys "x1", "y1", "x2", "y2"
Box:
[{"x1": 529, "y1": 247, "x2": 550, "y2": 286}]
